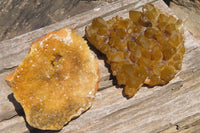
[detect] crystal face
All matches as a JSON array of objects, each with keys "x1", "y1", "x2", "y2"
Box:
[{"x1": 86, "y1": 4, "x2": 185, "y2": 97}]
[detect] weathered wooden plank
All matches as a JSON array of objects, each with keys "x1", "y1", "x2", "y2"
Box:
[
  {"x1": 160, "y1": 113, "x2": 200, "y2": 132},
  {"x1": 0, "y1": 0, "x2": 156, "y2": 122},
  {"x1": 170, "y1": 2, "x2": 200, "y2": 43},
  {"x1": 0, "y1": 0, "x2": 157, "y2": 71},
  {"x1": 0, "y1": 0, "x2": 81, "y2": 41},
  {"x1": 0, "y1": 0, "x2": 200, "y2": 132},
  {"x1": 173, "y1": 0, "x2": 200, "y2": 13}
]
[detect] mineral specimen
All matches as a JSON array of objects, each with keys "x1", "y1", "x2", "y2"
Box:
[
  {"x1": 5, "y1": 27, "x2": 100, "y2": 130},
  {"x1": 86, "y1": 3, "x2": 185, "y2": 97}
]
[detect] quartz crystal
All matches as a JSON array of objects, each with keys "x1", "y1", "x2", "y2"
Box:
[{"x1": 86, "y1": 4, "x2": 185, "y2": 97}]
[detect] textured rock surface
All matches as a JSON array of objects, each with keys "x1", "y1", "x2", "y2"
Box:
[{"x1": 5, "y1": 27, "x2": 99, "y2": 130}]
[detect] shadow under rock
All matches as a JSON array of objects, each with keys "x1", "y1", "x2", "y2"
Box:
[
  {"x1": 163, "y1": 0, "x2": 172, "y2": 6},
  {"x1": 28, "y1": 126, "x2": 61, "y2": 133},
  {"x1": 8, "y1": 93, "x2": 24, "y2": 116},
  {"x1": 83, "y1": 35, "x2": 125, "y2": 92},
  {"x1": 83, "y1": 36, "x2": 117, "y2": 79}
]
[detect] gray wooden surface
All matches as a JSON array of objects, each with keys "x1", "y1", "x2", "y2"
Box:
[
  {"x1": 170, "y1": 1, "x2": 200, "y2": 43},
  {"x1": 0, "y1": 0, "x2": 117, "y2": 42},
  {"x1": 0, "y1": 0, "x2": 200, "y2": 132},
  {"x1": 0, "y1": 0, "x2": 80, "y2": 41}
]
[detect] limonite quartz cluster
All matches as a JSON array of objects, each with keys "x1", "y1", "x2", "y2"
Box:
[{"x1": 86, "y1": 4, "x2": 185, "y2": 97}]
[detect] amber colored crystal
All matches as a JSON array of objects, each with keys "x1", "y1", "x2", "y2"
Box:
[{"x1": 86, "y1": 3, "x2": 185, "y2": 97}]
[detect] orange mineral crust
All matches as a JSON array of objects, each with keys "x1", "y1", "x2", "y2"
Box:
[
  {"x1": 5, "y1": 27, "x2": 100, "y2": 130},
  {"x1": 86, "y1": 4, "x2": 185, "y2": 97}
]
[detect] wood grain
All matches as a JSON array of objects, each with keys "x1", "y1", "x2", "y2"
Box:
[
  {"x1": 0, "y1": 0, "x2": 200, "y2": 132},
  {"x1": 170, "y1": 2, "x2": 200, "y2": 43},
  {"x1": 173, "y1": 0, "x2": 200, "y2": 13},
  {"x1": 0, "y1": 0, "x2": 80, "y2": 41}
]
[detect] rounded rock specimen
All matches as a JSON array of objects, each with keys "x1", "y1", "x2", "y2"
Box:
[
  {"x1": 5, "y1": 27, "x2": 100, "y2": 130},
  {"x1": 86, "y1": 4, "x2": 185, "y2": 98}
]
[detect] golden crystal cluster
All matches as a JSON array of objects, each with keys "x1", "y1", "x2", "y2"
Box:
[{"x1": 86, "y1": 4, "x2": 185, "y2": 97}]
